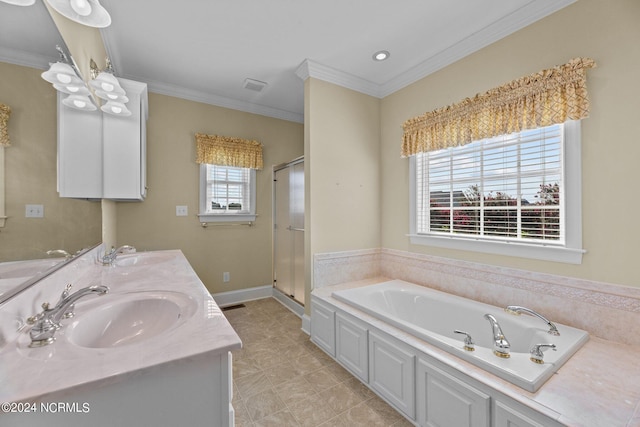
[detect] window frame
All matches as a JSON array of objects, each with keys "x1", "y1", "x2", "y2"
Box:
[
  {"x1": 198, "y1": 164, "x2": 257, "y2": 223},
  {"x1": 409, "y1": 120, "x2": 584, "y2": 264}
]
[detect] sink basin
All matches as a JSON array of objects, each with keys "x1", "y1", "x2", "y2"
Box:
[{"x1": 65, "y1": 291, "x2": 198, "y2": 349}]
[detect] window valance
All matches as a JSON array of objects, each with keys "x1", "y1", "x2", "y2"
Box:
[
  {"x1": 0, "y1": 103, "x2": 11, "y2": 147},
  {"x1": 401, "y1": 57, "x2": 596, "y2": 157},
  {"x1": 195, "y1": 133, "x2": 263, "y2": 170}
]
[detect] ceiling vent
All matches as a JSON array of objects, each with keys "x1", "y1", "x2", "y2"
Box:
[{"x1": 243, "y1": 78, "x2": 268, "y2": 92}]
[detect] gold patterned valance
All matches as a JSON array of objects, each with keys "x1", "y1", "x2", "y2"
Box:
[
  {"x1": 401, "y1": 57, "x2": 596, "y2": 157},
  {"x1": 0, "y1": 103, "x2": 11, "y2": 148},
  {"x1": 195, "y1": 133, "x2": 263, "y2": 170}
]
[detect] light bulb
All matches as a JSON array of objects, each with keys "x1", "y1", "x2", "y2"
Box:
[
  {"x1": 70, "y1": 0, "x2": 92, "y2": 16},
  {"x1": 56, "y1": 73, "x2": 72, "y2": 84},
  {"x1": 110, "y1": 106, "x2": 122, "y2": 114},
  {"x1": 101, "y1": 82, "x2": 115, "y2": 92},
  {"x1": 73, "y1": 99, "x2": 87, "y2": 108}
]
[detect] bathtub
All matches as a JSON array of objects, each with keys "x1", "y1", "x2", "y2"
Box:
[{"x1": 331, "y1": 280, "x2": 589, "y2": 392}]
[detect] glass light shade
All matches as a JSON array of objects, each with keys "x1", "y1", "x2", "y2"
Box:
[
  {"x1": 70, "y1": 0, "x2": 91, "y2": 16},
  {"x1": 62, "y1": 94, "x2": 97, "y2": 111},
  {"x1": 101, "y1": 101, "x2": 131, "y2": 117},
  {"x1": 53, "y1": 83, "x2": 90, "y2": 96},
  {"x1": 89, "y1": 72, "x2": 125, "y2": 96},
  {"x1": 95, "y1": 89, "x2": 129, "y2": 103},
  {"x1": 42, "y1": 62, "x2": 83, "y2": 86},
  {"x1": 0, "y1": 0, "x2": 36, "y2": 5},
  {"x1": 45, "y1": 0, "x2": 111, "y2": 28}
]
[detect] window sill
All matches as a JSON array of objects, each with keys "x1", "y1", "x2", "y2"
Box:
[
  {"x1": 198, "y1": 213, "x2": 257, "y2": 223},
  {"x1": 408, "y1": 234, "x2": 585, "y2": 264}
]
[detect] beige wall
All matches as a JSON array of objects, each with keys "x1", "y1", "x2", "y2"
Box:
[
  {"x1": 115, "y1": 93, "x2": 303, "y2": 294},
  {"x1": 380, "y1": 0, "x2": 640, "y2": 287},
  {"x1": 0, "y1": 62, "x2": 102, "y2": 262},
  {"x1": 305, "y1": 78, "x2": 381, "y2": 304}
]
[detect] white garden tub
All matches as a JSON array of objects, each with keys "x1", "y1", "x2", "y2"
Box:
[{"x1": 332, "y1": 280, "x2": 589, "y2": 392}]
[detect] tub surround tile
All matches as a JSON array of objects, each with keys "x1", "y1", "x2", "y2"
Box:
[{"x1": 314, "y1": 248, "x2": 640, "y2": 345}]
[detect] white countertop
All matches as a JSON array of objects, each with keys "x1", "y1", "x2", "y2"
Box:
[
  {"x1": 0, "y1": 250, "x2": 242, "y2": 403},
  {"x1": 312, "y1": 277, "x2": 640, "y2": 427}
]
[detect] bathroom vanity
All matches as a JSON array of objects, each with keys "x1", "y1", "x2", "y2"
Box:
[{"x1": 0, "y1": 247, "x2": 241, "y2": 427}]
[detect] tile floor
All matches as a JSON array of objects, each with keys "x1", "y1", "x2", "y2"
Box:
[{"x1": 224, "y1": 298, "x2": 414, "y2": 427}]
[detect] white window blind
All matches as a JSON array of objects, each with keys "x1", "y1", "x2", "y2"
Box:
[
  {"x1": 415, "y1": 124, "x2": 564, "y2": 244},
  {"x1": 204, "y1": 165, "x2": 252, "y2": 214}
]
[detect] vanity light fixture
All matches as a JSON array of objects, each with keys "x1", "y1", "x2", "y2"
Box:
[
  {"x1": 372, "y1": 50, "x2": 390, "y2": 61},
  {"x1": 42, "y1": 47, "x2": 130, "y2": 116},
  {"x1": 89, "y1": 58, "x2": 129, "y2": 104},
  {"x1": 0, "y1": 0, "x2": 36, "y2": 6},
  {"x1": 44, "y1": 0, "x2": 111, "y2": 28},
  {"x1": 42, "y1": 46, "x2": 97, "y2": 111}
]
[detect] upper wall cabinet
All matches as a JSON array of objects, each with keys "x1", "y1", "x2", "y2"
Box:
[{"x1": 57, "y1": 78, "x2": 148, "y2": 201}]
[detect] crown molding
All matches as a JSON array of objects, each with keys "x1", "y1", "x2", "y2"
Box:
[
  {"x1": 295, "y1": 59, "x2": 382, "y2": 98},
  {"x1": 298, "y1": 0, "x2": 577, "y2": 99},
  {"x1": 0, "y1": 47, "x2": 53, "y2": 71},
  {"x1": 132, "y1": 77, "x2": 304, "y2": 123}
]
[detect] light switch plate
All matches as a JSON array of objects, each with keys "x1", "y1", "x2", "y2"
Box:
[
  {"x1": 25, "y1": 204, "x2": 44, "y2": 218},
  {"x1": 176, "y1": 205, "x2": 188, "y2": 216}
]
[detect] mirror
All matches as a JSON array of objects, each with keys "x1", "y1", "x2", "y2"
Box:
[{"x1": 0, "y1": 2, "x2": 101, "y2": 300}]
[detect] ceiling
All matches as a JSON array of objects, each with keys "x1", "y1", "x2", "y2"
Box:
[{"x1": 0, "y1": 0, "x2": 575, "y2": 123}]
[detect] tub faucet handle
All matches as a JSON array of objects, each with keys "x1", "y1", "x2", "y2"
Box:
[
  {"x1": 530, "y1": 343, "x2": 557, "y2": 364},
  {"x1": 454, "y1": 330, "x2": 475, "y2": 351}
]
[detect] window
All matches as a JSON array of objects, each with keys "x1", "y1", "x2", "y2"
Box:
[
  {"x1": 198, "y1": 164, "x2": 256, "y2": 223},
  {"x1": 410, "y1": 121, "x2": 584, "y2": 264}
]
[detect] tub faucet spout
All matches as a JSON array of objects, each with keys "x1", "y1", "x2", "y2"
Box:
[
  {"x1": 484, "y1": 314, "x2": 510, "y2": 358},
  {"x1": 505, "y1": 305, "x2": 560, "y2": 336}
]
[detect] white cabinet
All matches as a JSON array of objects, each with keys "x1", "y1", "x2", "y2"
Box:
[
  {"x1": 336, "y1": 312, "x2": 368, "y2": 382},
  {"x1": 102, "y1": 79, "x2": 148, "y2": 200},
  {"x1": 369, "y1": 330, "x2": 416, "y2": 420},
  {"x1": 310, "y1": 298, "x2": 335, "y2": 357},
  {"x1": 417, "y1": 357, "x2": 490, "y2": 427},
  {"x1": 57, "y1": 78, "x2": 148, "y2": 200},
  {"x1": 493, "y1": 400, "x2": 560, "y2": 427},
  {"x1": 57, "y1": 95, "x2": 103, "y2": 199}
]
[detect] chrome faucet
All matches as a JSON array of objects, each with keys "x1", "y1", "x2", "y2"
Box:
[
  {"x1": 27, "y1": 285, "x2": 109, "y2": 347},
  {"x1": 505, "y1": 305, "x2": 560, "y2": 336},
  {"x1": 484, "y1": 314, "x2": 511, "y2": 358},
  {"x1": 101, "y1": 245, "x2": 136, "y2": 265},
  {"x1": 529, "y1": 343, "x2": 557, "y2": 364}
]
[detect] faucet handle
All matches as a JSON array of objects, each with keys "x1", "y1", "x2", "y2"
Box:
[
  {"x1": 530, "y1": 343, "x2": 557, "y2": 364},
  {"x1": 454, "y1": 330, "x2": 475, "y2": 351}
]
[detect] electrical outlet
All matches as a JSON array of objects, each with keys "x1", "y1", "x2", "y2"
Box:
[
  {"x1": 25, "y1": 204, "x2": 44, "y2": 218},
  {"x1": 176, "y1": 205, "x2": 188, "y2": 216},
  {"x1": 223, "y1": 272, "x2": 230, "y2": 283}
]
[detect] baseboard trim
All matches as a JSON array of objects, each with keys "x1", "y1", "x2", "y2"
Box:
[
  {"x1": 301, "y1": 314, "x2": 311, "y2": 335},
  {"x1": 272, "y1": 288, "x2": 304, "y2": 318},
  {"x1": 212, "y1": 284, "x2": 273, "y2": 307}
]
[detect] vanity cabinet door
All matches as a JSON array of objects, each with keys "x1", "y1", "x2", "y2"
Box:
[
  {"x1": 335, "y1": 312, "x2": 368, "y2": 382},
  {"x1": 493, "y1": 400, "x2": 560, "y2": 427},
  {"x1": 417, "y1": 357, "x2": 490, "y2": 427},
  {"x1": 102, "y1": 78, "x2": 148, "y2": 200},
  {"x1": 310, "y1": 298, "x2": 336, "y2": 357},
  {"x1": 369, "y1": 330, "x2": 416, "y2": 420},
  {"x1": 57, "y1": 93, "x2": 103, "y2": 199}
]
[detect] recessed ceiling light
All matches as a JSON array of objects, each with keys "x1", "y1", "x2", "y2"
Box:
[{"x1": 372, "y1": 50, "x2": 390, "y2": 61}]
